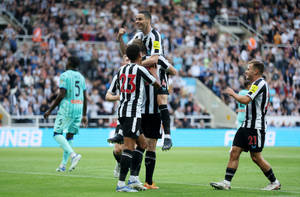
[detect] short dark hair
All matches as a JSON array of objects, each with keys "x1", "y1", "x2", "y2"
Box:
[
  {"x1": 248, "y1": 59, "x2": 264, "y2": 74},
  {"x1": 131, "y1": 39, "x2": 147, "y2": 53},
  {"x1": 139, "y1": 10, "x2": 151, "y2": 21},
  {"x1": 126, "y1": 44, "x2": 141, "y2": 61},
  {"x1": 68, "y1": 56, "x2": 80, "y2": 68}
]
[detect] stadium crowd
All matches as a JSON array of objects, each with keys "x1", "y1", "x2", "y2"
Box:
[{"x1": 0, "y1": 0, "x2": 299, "y2": 127}]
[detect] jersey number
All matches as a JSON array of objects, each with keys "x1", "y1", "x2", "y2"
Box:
[
  {"x1": 75, "y1": 81, "x2": 80, "y2": 96},
  {"x1": 248, "y1": 136, "x2": 257, "y2": 146},
  {"x1": 120, "y1": 74, "x2": 136, "y2": 93}
]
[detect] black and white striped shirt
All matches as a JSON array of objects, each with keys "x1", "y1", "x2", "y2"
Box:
[
  {"x1": 109, "y1": 63, "x2": 157, "y2": 118},
  {"x1": 129, "y1": 28, "x2": 164, "y2": 56},
  {"x1": 142, "y1": 55, "x2": 171, "y2": 114},
  {"x1": 242, "y1": 78, "x2": 269, "y2": 130}
]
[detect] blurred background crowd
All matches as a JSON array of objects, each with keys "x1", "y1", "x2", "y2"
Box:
[{"x1": 0, "y1": 0, "x2": 299, "y2": 127}]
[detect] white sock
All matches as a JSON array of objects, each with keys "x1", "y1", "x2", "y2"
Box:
[
  {"x1": 224, "y1": 180, "x2": 231, "y2": 185},
  {"x1": 129, "y1": 175, "x2": 137, "y2": 182},
  {"x1": 59, "y1": 163, "x2": 65, "y2": 168},
  {"x1": 70, "y1": 152, "x2": 76, "y2": 158},
  {"x1": 118, "y1": 181, "x2": 125, "y2": 187}
]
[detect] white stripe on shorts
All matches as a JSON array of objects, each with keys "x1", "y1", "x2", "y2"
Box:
[
  {"x1": 257, "y1": 129, "x2": 261, "y2": 148},
  {"x1": 132, "y1": 117, "x2": 137, "y2": 133}
]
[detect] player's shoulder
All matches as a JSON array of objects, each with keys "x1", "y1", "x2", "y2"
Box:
[
  {"x1": 150, "y1": 28, "x2": 161, "y2": 35},
  {"x1": 133, "y1": 31, "x2": 144, "y2": 39},
  {"x1": 136, "y1": 64, "x2": 148, "y2": 72}
]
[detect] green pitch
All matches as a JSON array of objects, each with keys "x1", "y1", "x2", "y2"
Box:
[{"x1": 0, "y1": 147, "x2": 299, "y2": 197}]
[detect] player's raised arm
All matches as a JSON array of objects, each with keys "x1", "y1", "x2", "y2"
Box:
[{"x1": 117, "y1": 28, "x2": 127, "y2": 56}]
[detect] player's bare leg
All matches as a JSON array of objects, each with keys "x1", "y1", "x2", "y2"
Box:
[
  {"x1": 113, "y1": 144, "x2": 124, "y2": 178},
  {"x1": 250, "y1": 152, "x2": 281, "y2": 190}
]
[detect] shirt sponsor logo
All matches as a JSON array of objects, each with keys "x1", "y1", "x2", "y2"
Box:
[{"x1": 71, "y1": 100, "x2": 83, "y2": 104}]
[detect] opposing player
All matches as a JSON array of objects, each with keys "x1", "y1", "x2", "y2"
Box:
[
  {"x1": 236, "y1": 80, "x2": 251, "y2": 128},
  {"x1": 210, "y1": 60, "x2": 281, "y2": 190},
  {"x1": 117, "y1": 11, "x2": 172, "y2": 151},
  {"x1": 44, "y1": 56, "x2": 88, "y2": 172},
  {"x1": 110, "y1": 44, "x2": 160, "y2": 192}
]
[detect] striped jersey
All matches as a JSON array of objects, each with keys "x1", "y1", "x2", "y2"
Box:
[
  {"x1": 242, "y1": 78, "x2": 269, "y2": 130},
  {"x1": 129, "y1": 28, "x2": 164, "y2": 56},
  {"x1": 58, "y1": 70, "x2": 86, "y2": 117},
  {"x1": 109, "y1": 63, "x2": 157, "y2": 118},
  {"x1": 142, "y1": 55, "x2": 171, "y2": 114}
]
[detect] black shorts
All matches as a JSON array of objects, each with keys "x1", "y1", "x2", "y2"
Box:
[
  {"x1": 118, "y1": 117, "x2": 142, "y2": 139},
  {"x1": 141, "y1": 114, "x2": 162, "y2": 139},
  {"x1": 233, "y1": 127, "x2": 265, "y2": 152},
  {"x1": 157, "y1": 78, "x2": 169, "y2": 95}
]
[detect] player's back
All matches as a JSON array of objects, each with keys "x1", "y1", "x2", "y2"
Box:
[
  {"x1": 59, "y1": 70, "x2": 86, "y2": 118},
  {"x1": 117, "y1": 63, "x2": 156, "y2": 118}
]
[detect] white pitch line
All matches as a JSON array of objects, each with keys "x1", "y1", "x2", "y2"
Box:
[{"x1": 0, "y1": 170, "x2": 299, "y2": 195}]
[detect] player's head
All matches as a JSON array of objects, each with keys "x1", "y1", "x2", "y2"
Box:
[
  {"x1": 126, "y1": 44, "x2": 141, "y2": 62},
  {"x1": 136, "y1": 11, "x2": 151, "y2": 32},
  {"x1": 67, "y1": 56, "x2": 80, "y2": 70},
  {"x1": 131, "y1": 39, "x2": 147, "y2": 55},
  {"x1": 245, "y1": 60, "x2": 264, "y2": 81}
]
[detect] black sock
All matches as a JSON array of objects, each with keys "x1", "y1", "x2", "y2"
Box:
[
  {"x1": 145, "y1": 151, "x2": 156, "y2": 185},
  {"x1": 113, "y1": 151, "x2": 121, "y2": 163},
  {"x1": 119, "y1": 149, "x2": 132, "y2": 181},
  {"x1": 130, "y1": 146, "x2": 145, "y2": 176},
  {"x1": 225, "y1": 168, "x2": 236, "y2": 182},
  {"x1": 264, "y1": 168, "x2": 276, "y2": 183},
  {"x1": 159, "y1": 105, "x2": 170, "y2": 135}
]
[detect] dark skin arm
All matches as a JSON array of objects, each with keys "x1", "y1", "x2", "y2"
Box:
[
  {"x1": 44, "y1": 88, "x2": 66, "y2": 119},
  {"x1": 81, "y1": 90, "x2": 88, "y2": 127}
]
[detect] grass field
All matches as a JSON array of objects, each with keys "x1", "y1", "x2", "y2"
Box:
[{"x1": 0, "y1": 147, "x2": 299, "y2": 197}]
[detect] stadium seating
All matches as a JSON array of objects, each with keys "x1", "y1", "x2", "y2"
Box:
[{"x1": 0, "y1": 0, "x2": 299, "y2": 127}]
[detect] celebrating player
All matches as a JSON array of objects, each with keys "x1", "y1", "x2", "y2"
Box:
[
  {"x1": 210, "y1": 60, "x2": 281, "y2": 191},
  {"x1": 117, "y1": 11, "x2": 173, "y2": 151},
  {"x1": 109, "y1": 44, "x2": 160, "y2": 192}
]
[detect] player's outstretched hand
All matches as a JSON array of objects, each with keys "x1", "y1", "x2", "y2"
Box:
[
  {"x1": 224, "y1": 87, "x2": 234, "y2": 96},
  {"x1": 162, "y1": 137, "x2": 172, "y2": 151},
  {"x1": 81, "y1": 116, "x2": 88, "y2": 128},
  {"x1": 117, "y1": 28, "x2": 126, "y2": 41},
  {"x1": 43, "y1": 110, "x2": 51, "y2": 119}
]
